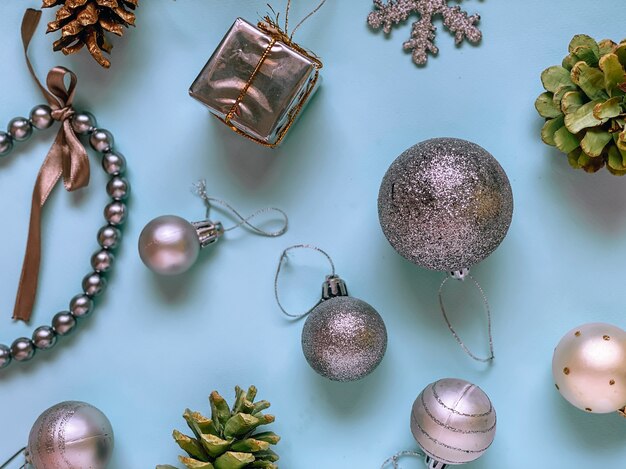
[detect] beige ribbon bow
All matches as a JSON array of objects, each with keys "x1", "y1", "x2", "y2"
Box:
[{"x1": 13, "y1": 9, "x2": 90, "y2": 322}]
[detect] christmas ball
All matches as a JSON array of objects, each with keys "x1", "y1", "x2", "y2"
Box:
[
  {"x1": 552, "y1": 323, "x2": 626, "y2": 414},
  {"x1": 378, "y1": 138, "x2": 513, "y2": 271},
  {"x1": 411, "y1": 378, "x2": 496, "y2": 465},
  {"x1": 301, "y1": 296, "x2": 387, "y2": 382},
  {"x1": 26, "y1": 401, "x2": 114, "y2": 469},
  {"x1": 138, "y1": 215, "x2": 200, "y2": 275}
]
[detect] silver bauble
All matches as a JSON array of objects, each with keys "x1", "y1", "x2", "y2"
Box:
[
  {"x1": 301, "y1": 296, "x2": 387, "y2": 382},
  {"x1": 26, "y1": 401, "x2": 114, "y2": 469},
  {"x1": 552, "y1": 322, "x2": 626, "y2": 414},
  {"x1": 378, "y1": 138, "x2": 513, "y2": 271},
  {"x1": 411, "y1": 378, "x2": 496, "y2": 466}
]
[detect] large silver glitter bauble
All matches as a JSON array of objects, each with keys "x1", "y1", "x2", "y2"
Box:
[
  {"x1": 138, "y1": 215, "x2": 201, "y2": 275},
  {"x1": 26, "y1": 401, "x2": 114, "y2": 469},
  {"x1": 552, "y1": 323, "x2": 626, "y2": 414},
  {"x1": 301, "y1": 296, "x2": 387, "y2": 382},
  {"x1": 378, "y1": 138, "x2": 513, "y2": 271},
  {"x1": 411, "y1": 378, "x2": 496, "y2": 466}
]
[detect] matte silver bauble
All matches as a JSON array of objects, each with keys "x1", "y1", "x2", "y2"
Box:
[
  {"x1": 26, "y1": 401, "x2": 114, "y2": 469},
  {"x1": 30, "y1": 105, "x2": 54, "y2": 130},
  {"x1": 552, "y1": 322, "x2": 626, "y2": 414},
  {"x1": 8, "y1": 117, "x2": 33, "y2": 142},
  {"x1": 138, "y1": 215, "x2": 201, "y2": 275},
  {"x1": 411, "y1": 378, "x2": 496, "y2": 467},
  {"x1": 378, "y1": 138, "x2": 513, "y2": 271},
  {"x1": 301, "y1": 296, "x2": 387, "y2": 382}
]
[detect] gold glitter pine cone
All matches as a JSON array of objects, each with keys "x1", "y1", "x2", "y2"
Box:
[
  {"x1": 42, "y1": 0, "x2": 138, "y2": 68},
  {"x1": 535, "y1": 35, "x2": 626, "y2": 175},
  {"x1": 157, "y1": 386, "x2": 281, "y2": 469}
]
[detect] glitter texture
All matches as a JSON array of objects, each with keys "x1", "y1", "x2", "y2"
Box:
[
  {"x1": 367, "y1": 0, "x2": 482, "y2": 65},
  {"x1": 378, "y1": 138, "x2": 513, "y2": 272},
  {"x1": 301, "y1": 297, "x2": 387, "y2": 382}
]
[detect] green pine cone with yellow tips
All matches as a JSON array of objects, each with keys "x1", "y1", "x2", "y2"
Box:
[
  {"x1": 536, "y1": 34, "x2": 626, "y2": 175},
  {"x1": 157, "y1": 386, "x2": 280, "y2": 469}
]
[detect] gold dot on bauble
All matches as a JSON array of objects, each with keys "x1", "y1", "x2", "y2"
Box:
[
  {"x1": 585, "y1": 407, "x2": 593, "y2": 412},
  {"x1": 603, "y1": 335, "x2": 611, "y2": 341},
  {"x1": 610, "y1": 379, "x2": 616, "y2": 386},
  {"x1": 575, "y1": 331, "x2": 581, "y2": 337},
  {"x1": 563, "y1": 367, "x2": 570, "y2": 375}
]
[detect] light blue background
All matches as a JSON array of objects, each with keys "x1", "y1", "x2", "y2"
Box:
[{"x1": 1, "y1": 1, "x2": 626, "y2": 467}]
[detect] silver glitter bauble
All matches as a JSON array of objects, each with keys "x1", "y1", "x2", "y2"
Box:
[
  {"x1": 301, "y1": 296, "x2": 387, "y2": 382},
  {"x1": 26, "y1": 401, "x2": 114, "y2": 469},
  {"x1": 378, "y1": 138, "x2": 513, "y2": 272},
  {"x1": 552, "y1": 323, "x2": 626, "y2": 414},
  {"x1": 411, "y1": 378, "x2": 496, "y2": 467}
]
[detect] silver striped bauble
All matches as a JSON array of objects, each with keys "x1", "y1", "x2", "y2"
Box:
[{"x1": 410, "y1": 378, "x2": 496, "y2": 467}]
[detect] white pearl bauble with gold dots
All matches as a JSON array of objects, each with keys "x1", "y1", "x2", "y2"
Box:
[{"x1": 552, "y1": 322, "x2": 626, "y2": 414}]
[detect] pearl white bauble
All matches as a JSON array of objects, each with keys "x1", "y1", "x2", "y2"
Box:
[{"x1": 552, "y1": 322, "x2": 626, "y2": 414}]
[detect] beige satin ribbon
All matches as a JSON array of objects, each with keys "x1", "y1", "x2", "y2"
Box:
[{"x1": 13, "y1": 9, "x2": 90, "y2": 322}]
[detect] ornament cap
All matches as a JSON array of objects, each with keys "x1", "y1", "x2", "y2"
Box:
[
  {"x1": 450, "y1": 268, "x2": 470, "y2": 281},
  {"x1": 322, "y1": 275, "x2": 348, "y2": 300},
  {"x1": 619, "y1": 407, "x2": 626, "y2": 418},
  {"x1": 425, "y1": 455, "x2": 447, "y2": 469},
  {"x1": 192, "y1": 220, "x2": 224, "y2": 248}
]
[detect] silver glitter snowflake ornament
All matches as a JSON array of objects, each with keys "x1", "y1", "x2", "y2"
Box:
[{"x1": 367, "y1": 0, "x2": 482, "y2": 65}]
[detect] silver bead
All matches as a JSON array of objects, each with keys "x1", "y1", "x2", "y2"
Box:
[
  {"x1": 102, "y1": 151, "x2": 126, "y2": 176},
  {"x1": 104, "y1": 201, "x2": 127, "y2": 226},
  {"x1": 83, "y1": 272, "x2": 107, "y2": 297},
  {"x1": 11, "y1": 337, "x2": 35, "y2": 362},
  {"x1": 301, "y1": 296, "x2": 388, "y2": 381},
  {"x1": 378, "y1": 138, "x2": 514, "y2": 271},
  {"x1": 0, "y1": 344, "x2": 11, "y2": 369},
  {"x1": 52, "y1": 311, "x2": 77, "y2": 336},
  {"x1": 71, "y1": 111, "x2": 97, "y2": 135},
  {"x1": 91, "y1": 249, "x2": 115, "y2": 273},
  {"x1": 0, "y1": 131, "x2": 13, "y2": 156},
  {"x1": 89, "y1": 128, "x2": 114, "y2": 153},
  {"x1": 70, "y1": 294, "x2": 94, "y2": 318},
  {"x1": 411, "y1": 378, "x2": 497, "y2": 466},
  {"x1": 98, "y1": 225, "x2": 122, "y2": 249},
  {"x1": 27, "y1": 401, "x2": 114, "y2": 469},
  {"x1": 106, "y1": 176, "x2": 130, "y2": 201},
  {"x1": 138, "y1": 215, "x2": 201, "y2": 275},
  {"x1": 30, "y1": 105, "x2": 54, "y2": 130},
  {"x1": 8, "y1": 117, "x2": 33, "y2": 142},
  {"x1": 32, "y1": 326, "x2": 57, "y2": 350}
]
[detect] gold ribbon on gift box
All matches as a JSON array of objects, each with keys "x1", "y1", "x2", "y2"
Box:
[{"x1": 219, "y1": 0, "x2": 326, "y2": 148}]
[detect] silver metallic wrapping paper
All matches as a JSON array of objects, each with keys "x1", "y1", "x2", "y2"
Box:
[{"x1": 189, "y1": 18, "x2": 321, "y2": 146}]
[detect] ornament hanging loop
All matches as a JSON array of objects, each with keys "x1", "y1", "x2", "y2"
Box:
[
  {"x1": 0, "y1": 447, "x2": 26, "y2": 469},
  {"x1": 275, "y1": 244, "x2": 347, "y2": 319},
  {"x1": 381, "y1": 450, "x2": 425, "y2": 469},
  {"x1": 193, "y1": 180, "x2": 288, "y2": 238},
  {"x1": 438, "y1": 269, "x2": 495, "y2": 363}
]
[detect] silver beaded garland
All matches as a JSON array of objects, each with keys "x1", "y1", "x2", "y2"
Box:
[
  {"x1": 378, "y1": 138, "x2": 513, "y2": 271},
  {"x1": 301, "y1": 296, "x2": 388, "y2": 382},
  {"x1": 70, "y1": 294, "x2": 94, "y2": 318},
  {"x1": 8, "y1": 117, "x2": 33, "y2": 142},
  {"x1": 104, "y1": 201, "x2": 127, "y2": 226},
  {"x1": 52, "y1": 311, "x2": 77, "y2": 336},
  {"x1": 91, "y1": 249, "x2": 115, "y2": 273},
  {"x1": 71, "y1": 111, "x2": 97, "y2": 135},
  {"x1": 0, "y1": 131, "x2": 13, "y2": 156},
  {"x1": 32, "y1": 326, "x2": 57, "y2": 350},
  {"x1": 29, "y1": 104, "x2": 54, "y2": 130},
  {"x1": 0, "y1": 107, "x2": 129, "y2": 369},
  {"x1": 11, "y1": 338, "x2": 36, "y2": 362},
  {"x1": 90, "y1": 128, "x2": 114, "y2": 152}
]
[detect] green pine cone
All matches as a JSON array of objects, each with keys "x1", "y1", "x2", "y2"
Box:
[
  {"x1": 158, "y1": 386, "x2": 280, "y2": 469},
  {"x1": 536, "y1": 34, "x2": 626, "y2": 175}
]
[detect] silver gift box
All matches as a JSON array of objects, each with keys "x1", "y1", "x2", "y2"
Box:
[{"x1": 189, "y1": 18, "x2": 322, "y2": 147}]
